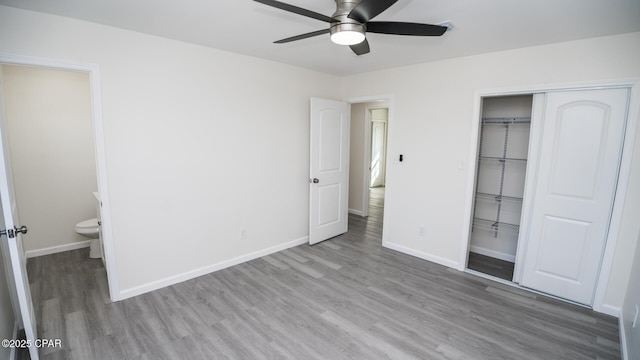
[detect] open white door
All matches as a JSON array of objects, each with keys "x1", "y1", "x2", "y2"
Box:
[
  {"x1": 309, "y1": 98, "x2": 350, "y2": 245},
  {"x1": 520, "y1": 88, "x2": 629, "y2": 305},
  {"x1": 0, "y1": 80, "x2": 39, "y2": 359}
]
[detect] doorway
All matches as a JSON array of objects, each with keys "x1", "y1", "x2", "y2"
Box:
[
  {"x1": 467, "y1": 95, "x2": 533, "y2": 281},
  {"x1": 348, "y1": 100, "x2": 390, "y2": 220},
  {"x1": 369, "y1": 108, "x2": 388, "y2": 189},
  {"x1": 0, "y1": 54, "x2": 117, "y2": 301},
  {"x1": 1, "y1": 65, "x2": 100, "y2": 258},
  {"x1": 309, "y1": 96, "x2": 391, "y2": 246}
]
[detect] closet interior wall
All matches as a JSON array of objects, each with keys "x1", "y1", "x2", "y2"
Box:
[{"x1": 469, "y1": 95, "x2": 533, "y2": 269}]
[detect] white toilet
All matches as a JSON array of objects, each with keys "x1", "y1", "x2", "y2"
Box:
[{"x1": 75, "y1": 218, "x2": 101, "y2": 258}]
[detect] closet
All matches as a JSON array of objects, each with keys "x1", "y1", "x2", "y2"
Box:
[
  {"x1": 466, "y1": 87, "x2": 631, "y2": 306},
  {"x1": 468, "y1": 95, "x2": 532, "y2": 281}
]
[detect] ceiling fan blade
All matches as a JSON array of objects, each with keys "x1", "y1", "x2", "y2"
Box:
[
  {"x1": 366, "y1": 21, "x2": 447, "y2": 36},
  {"x1": 274, "y1": 29, "x2": 330, "y2": 44},
  {"x1": 348, "y1": 0, "x2": 398, "y2": 23},
  {"x1": 254, "y1": 0, "x2": 335, "y2": 23},
  {"x1": 350, "y1": 38, "x2": 370, "y2": 56}
]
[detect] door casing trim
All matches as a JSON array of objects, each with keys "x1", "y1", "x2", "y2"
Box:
[
  {"x1": 0, "y1": 53, "x2": 121, "y2": 301},
  {"x1": 345, "y1": 94, "x2": 395, "y2": 245}
]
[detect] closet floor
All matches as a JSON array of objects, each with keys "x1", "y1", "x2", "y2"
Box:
[{"x1": 468, "y1": 252, "x2": 515, "y2": 281}]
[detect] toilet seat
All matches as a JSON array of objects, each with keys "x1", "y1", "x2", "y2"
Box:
[{"x1": 75, "y1": 218, "x2": 99, "y2": 235}]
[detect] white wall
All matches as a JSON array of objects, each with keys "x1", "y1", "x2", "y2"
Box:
[
  {"x1": 340, "y1": 32, "x2": 640, "y2": 310},
  {"x1": 2, "y1": 65, "x2": 97, "y2": 253},
  {"x1": 0, "y1": 6, "x2": 339, "y2": 297}
]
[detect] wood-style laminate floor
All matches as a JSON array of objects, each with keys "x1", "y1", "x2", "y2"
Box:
[
  {"x1": 467, "y1": 252, "x2": 515, "y2": 281},
  {"x1": 23, "y1": 187, "x2": 620, "y2": 359}
]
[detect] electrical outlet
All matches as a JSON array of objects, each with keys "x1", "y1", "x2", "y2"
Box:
[
  {"x1": 633, "y1": 304, "x2": 639, "y2": 328},
  {"x1": 239, "y1": 227, "x2": 247, "y2": 240}
]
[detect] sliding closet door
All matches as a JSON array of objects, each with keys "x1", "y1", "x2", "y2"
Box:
[{"x1": 520, "y1": 88, "x2": 629, "y2": 305}]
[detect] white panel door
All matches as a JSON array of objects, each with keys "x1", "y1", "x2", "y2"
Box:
[
  {"x1": 0, "y1": 83, "x2": 39, "y2": 359},
  {"x1": 309, "y1": 98, "x2": 349, "y2": 245},
  {"x1": 520, "y1": 88, "x2": 629, "y2": 305}
]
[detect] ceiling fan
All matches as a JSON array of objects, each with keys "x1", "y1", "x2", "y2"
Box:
[{"x1": 254, "y1": 0, "x2": 448, "y2": 56}]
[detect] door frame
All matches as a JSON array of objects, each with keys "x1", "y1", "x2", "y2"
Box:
[
  {"x1": 362, "y1": 103, "x2": 390, "y2": 217},
  {"x1": 459, "y1": 78, "x2": 640, "y2": 316},
  {"x1": 0, "y1": 53, "x2": 120, "y2": 301},
  {"x1": 346, "y1": 94, "x2": 394, "y2": 241}
]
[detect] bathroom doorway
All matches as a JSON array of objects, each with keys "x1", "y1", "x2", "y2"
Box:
[
  {"x1": 0, "y1": 55, "x2": 117, "y2": 300},
  {"x1": 1, "y1": 64, "x2": 100, "y2": 258}
]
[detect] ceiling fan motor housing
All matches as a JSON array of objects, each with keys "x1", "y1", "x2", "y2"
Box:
[{"x1": 330, "y1": 0, "x2": 366, "y2": 42}]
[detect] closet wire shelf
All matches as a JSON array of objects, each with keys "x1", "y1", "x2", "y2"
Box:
[
  {"x1": 475, "y1": 192, "x2": 522, "y2": 205},
  {"x1": 481, "y1": 117, "x2": 531, "y2": 125},
  {"x1": 472, "y1": 218, "x2": 520, "y2": 234},
  {"x1": 472, "y1": 116, "x2": 530, "y2": 238},
  {"x1": 479, "y1": 156, "x2": 527, "y2": 164}
]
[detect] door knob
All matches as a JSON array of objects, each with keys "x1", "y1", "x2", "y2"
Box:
[
  {"x1": 0, "y1": 225, "x2": 28, "y2": 238},
  {"x1": 14, "y1": 225, "x2": 28, "y2": 235},
  {"x1": 310, "y1": 178, "x2": 320, "y2": 184}
]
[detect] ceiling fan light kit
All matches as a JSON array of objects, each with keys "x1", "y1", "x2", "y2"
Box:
[
  {"x1": 330, "y1": 23, "x2": 366, "y2": 45},
  {"x1": 255, "y1": 0, "x2": 448, "y2": 55}
]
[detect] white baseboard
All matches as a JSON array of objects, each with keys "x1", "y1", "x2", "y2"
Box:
[
  {"x1": 383, "y1": 241, "x2": 460, "y2": 269},
  {"x1": 118, "y1": 236, "x2": 309, "y2": 300},
  {"x1": 25, "y1": 240, "x2": 91, "y2": 259},
  {"x1": 469, "y1": 245, "x2": 516, "y2": 262},
  {"x1": 348, "y1": 208, "x2": 365, "y2": 216},
  {"x1": 594, "y1": 303, "x2": 621, "y2": 318}
]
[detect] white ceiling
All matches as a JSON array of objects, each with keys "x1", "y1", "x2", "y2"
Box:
[{"x1": 1, "y1": 0, "x2": 639, "y2": 76}]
